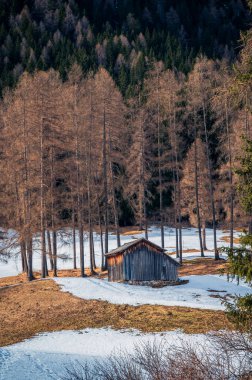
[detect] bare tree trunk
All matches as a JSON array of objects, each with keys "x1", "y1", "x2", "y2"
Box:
[
  {"x1": 193, "y1": 118, "x2": 204, "y2": 257},
  {"x1": 44, "y1": 249, "x2": 48, "y2": 277},
  {"x1": 41, "y1": 228, "x2": 46, "y2": 278},
  {"x1": 108, "y1": 129, "x2": 121, "y2": 247},
  {"x1": 87, "y1": 88, "x2": 96, "y2": 273},
  {"x1": 26, "y1": 193, "x2": 33, "y2": 280},
  {"x1": 111, "y1": 180, "x2": 121, "y2": 247},
  {"x1": 72, "y1": 209, "x2": 77, "y2": 269},
  {"x1": 91, "y1": 229, "x2": 96, "y2": 269},
  {"x1": 157, "y1": 76, "x2": 164, "y2": 248},
  {"x1": 14, "y1": 177, "x2": 28, "y2": 274},
  {"x1": 139, "y1": 189, "x2": 143, "y2": 231},
  {"x1": 50, "y1": 144, "x2": 57, "y2": 277},
  {"x1": 89, "y1": 227, "x2": 93, "y2": 273},
  {"x1": 202, "y1": 102, "x2": 218, "y2": 259},
  {"x1": 46, "y1": 230, "x2": 54, "y2": 271},
  {"x1": 40, "y1": 115, "x2": 47, "y2": 278},
  {"x1": 98, "y1": 201, "x2": 105, "y2": 270},
  {"x1": 89, "y1": 220, "x2": 95, "y2": 274},
  {"x1": 73, "y1": 81, "x2": 85, "y2": 276},
  {"x1": 175, "y1": 227, "x2": 179, "y2": 258},
  {"x1": 144, "y1": 199, "x2": 148, "y2": 239},
  {"x1": 27, "y1": 236, "x2": 33, "y2": 281},
  {"x1": 202, "y1": 222, "x2": 207, "y2": 251},
  {"x1": 225, "y1": 95, "x2": 234, "y2": 250},
  {"x1": 79, "y1": 219, "x2": 85, "y2": 277},
  {"x1": 103, "y1": 103, "x2": 109, "y2": 264},
  {"x1": 172, "y1": 163, "x2": 179, "y2": 259},
  {"x1": 20, "y1": 241, "x2": 28, "y2": 273},
  {"x1": 21, "y1": 92, "x2": 30, "y2": 276},
  {"x1": 114, "y1": 201, "x2": 121, "y2": 247},
  {"x1": 139, "y1": 107, "x2": 147, "y2": 237},
  {"x1": 173, "y1": 112, "x2": 182, "y2": 264},
  {"x1": 178, "y1": 220, "x2": 182, "y2": 264},
  {"x1": 51, "y1": 230, "x2": 57, "y2": 276},
  {"x1": 88, "y1": 172, "x2": 95, "y2": 273},
  {"x1": 230, "y1": 195, "x2": 234, "y2": 249}
]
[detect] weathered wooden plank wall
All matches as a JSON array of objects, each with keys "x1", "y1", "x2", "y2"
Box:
[
  {"x1": 123, "y1": 247, "x2": 178, "y2": 281},
  {"x1": 107, "y1": 254, "x2": 124, "y2": 282},
  {"x1": 107, "y1": 246, "x2": 178, "y2": 282}
]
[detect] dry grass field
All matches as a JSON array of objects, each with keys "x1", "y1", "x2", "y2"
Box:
[
  {"x1": 179, "y1": 258, "x2": 228, "y2": 276},
  {"x1": 0, "y1": 279, "x2": 233, "y2": 347},
  {"x1": 219, "y1": 236, "x2": 241, "y2": 244}
]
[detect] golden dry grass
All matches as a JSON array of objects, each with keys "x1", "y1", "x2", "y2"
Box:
[
  {"x1": 234, "y1": 227, "x2": 247, "y2": 232},
  {"x1": 0, "y1": 279, "x2": 233, "y2": 347},
  {"x1": 0, "y1": 268, "x2": 108, "y2": 288},
  {"x1": 179, "y1": 258, "x2": 228, "y2": 276},
  {"x1": 219, "y1": 235, "x2": 241, "y2": 244},
  {"x1": 182, "y1": 249, "x2": 201, "y2": 253},
  {"x1": 168, "y1": 248, "x2": 201, "y2": 255},
  {"x1": 121, "y1": 230, "x2": 145, "y2": 236}
]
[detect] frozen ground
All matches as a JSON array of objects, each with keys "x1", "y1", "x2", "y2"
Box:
[
  {"x1": 55, "y1": 274, "x2": 252, "y2": 311},
  {"x1": 0, "y1": 328, "x2": 208, "y2": 380},
  {"x1": 0, "y1": 226, "x2": 241, "y2": 278}
]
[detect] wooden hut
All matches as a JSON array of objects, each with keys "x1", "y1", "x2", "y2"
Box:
[{"x1": 105, "y1": 238, "x2": 180, "y2": 283}]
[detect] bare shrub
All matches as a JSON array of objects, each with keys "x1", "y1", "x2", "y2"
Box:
[{"x1": 62, "y1": 332, "x2": 252, "y2": 380}]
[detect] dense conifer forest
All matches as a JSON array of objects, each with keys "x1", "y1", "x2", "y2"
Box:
[{"x1": 0, "y1": 0, "x2": 251, "y2": 95}]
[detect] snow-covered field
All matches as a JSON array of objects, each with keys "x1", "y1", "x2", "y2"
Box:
[
  {"x1": 0, "y1": 226, "x2": 240, "y2": 278},
  {"x1": 0, "y1": 328, "x2": 208, "y2": 380},
  {"x1": 54, "y1": 274, "x2": 251, "y2": 311}
]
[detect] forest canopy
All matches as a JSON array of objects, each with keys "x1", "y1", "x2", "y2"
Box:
[{"x1": 0, "y1": 0, "x2": 251, "y2": 96}]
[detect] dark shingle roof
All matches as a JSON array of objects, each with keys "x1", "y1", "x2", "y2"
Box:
[{"x1": 105, "y1": 238, "x2": 180, "y2": 266}]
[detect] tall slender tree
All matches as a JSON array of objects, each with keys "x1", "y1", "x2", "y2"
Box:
[{"x1": 188, "y1": 58, "x2": 219, "y2": 260}]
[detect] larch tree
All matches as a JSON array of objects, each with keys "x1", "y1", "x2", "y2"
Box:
[
  {"x1": 159, "y1": 69, "x2": 184, "y2": 263},
  {"x1": 126, "y1": 93, "x2": 153, "y2": 238},
  {"x1": 213, "y1": 62, "x2": 238, "y2": 249},
  {"x1": 93, "y1": 68, "x2": 126, "y2": 266},
  {"x1": 181, "y1": 138, "x2": 212, "y2": 255},
  {"x1": 188, "y1": 57, "x2": 219, "y2": 260},
  {"x1": 2, "y1": 73, "x2": 38, "y2": 280},
  {"x1": 145, "y1": 61, "x2": 167, "y2": 248},
  {"x1": 32, "y1": 70, "x2": 66, "y2": 278},
  {"x1": 66, "y1": 64, "x2": 86, "y2": 277}
]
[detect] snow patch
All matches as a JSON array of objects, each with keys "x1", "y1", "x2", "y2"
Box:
[
  {"x1": 54, "y1": 274, "x2": 252, "y2": 310},
  {"x1": 0, "y1": 328, "x2": 207, "y2": 380}
]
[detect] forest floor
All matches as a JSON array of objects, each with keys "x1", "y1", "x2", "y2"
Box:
[{"x1": 0, "y1": 278, "x2": 233, "y2": 347}]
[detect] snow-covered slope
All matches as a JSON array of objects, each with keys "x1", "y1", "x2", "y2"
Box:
[
  {"x1": 54, "y1": 274, "x2": 251, "y2": 310},
  {"x1": 0, "y1": 328, "x2": 207, "y2": 380}
]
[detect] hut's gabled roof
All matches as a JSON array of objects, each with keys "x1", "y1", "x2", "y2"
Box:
[{"x1": 105, "y1": 238, "x2": 180, "y2": 266}]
